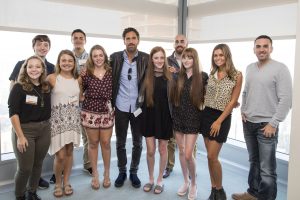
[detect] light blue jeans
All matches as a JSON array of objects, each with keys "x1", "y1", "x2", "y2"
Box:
[{"x1": 243, "y1": 121, "x2": 278, "y2": 200}]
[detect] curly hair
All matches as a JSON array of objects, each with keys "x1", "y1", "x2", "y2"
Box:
[
  {"x1": 122, "y1": 27, "x2": 139, "y2": 40},
  {"x1": 17, "y1": 55, "x2": 50, "y2": 93}
]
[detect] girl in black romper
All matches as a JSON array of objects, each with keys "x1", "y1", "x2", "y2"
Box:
[{"x1": 171, "y1": 48, "x2": 208, "y2": 200}]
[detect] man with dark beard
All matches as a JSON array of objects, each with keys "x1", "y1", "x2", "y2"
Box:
[
  {"x1": 110, "y1": 27, "x2": 149, "y2": 188},
  {"x1": 167, "y1": 34, "x2": 188, "y2": 73}
]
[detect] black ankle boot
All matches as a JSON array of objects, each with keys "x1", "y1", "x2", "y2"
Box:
[
  {"x1": 215, "y1": 188, "x2": 227, "y2": 200},
  {"x1": 207, "y1": 187, "x2": 216, "y2": 200},
  {"x1": 26, "y1": 191, "x2": 41, "y2": 200}
]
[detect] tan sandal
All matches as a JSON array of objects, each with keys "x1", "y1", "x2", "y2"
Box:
[
  {"x1": 103, "y1": 176, "x2": 111, "y2": 188},
  {"x1": 63, "y1": 184, "x2": 73, "y2": 196},
  {"x1": 91, "y1": 176, "x2": 100, "y2": 190},
  {"x1": 143, "y1": 183, "x2": 154, "y2": 192},
  {"x1": 53, "y1": 185, "x2": 63, "y2": 198},
  {"x1": 154, "y1": 184, "x2": 164, "y2": 194}
]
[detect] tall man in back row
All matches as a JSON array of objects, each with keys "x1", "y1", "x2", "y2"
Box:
[
  {"x1": 232, "y1": 35, "x2": 292, "y2": 200},
  {"x1": 70, "y1": 29, "x2": 92, "y2": 176},
  {"x1": 110, "y1": 27, "x2": 149, "y2": 188}
]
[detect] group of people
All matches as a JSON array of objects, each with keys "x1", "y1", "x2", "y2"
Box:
[{"x1": 8, "y1": 27, "x2": 292, "y2": 200}]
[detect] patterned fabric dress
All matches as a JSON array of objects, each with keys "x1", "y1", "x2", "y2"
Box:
[
  {"x1": 172, "y1": 72, "x2": 208, "y2": 134},
  {"x1": 80, "y1": 69, "x2": 114, "y2": 129},
  {"x1": 48, "y1": 75, "x2": 81, "y2": 155}
]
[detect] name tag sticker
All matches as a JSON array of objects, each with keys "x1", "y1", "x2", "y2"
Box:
[
  {"x1": 26, "y1": 95, "x2": 38, "y2": 105},
  {"x1": 78, "y1": 59, "x2": 87, "y2": 66},
  {"x1": 69, "y1": 96, "x2": 78, "y2": 104},
  {"x1": 133, "y1": 108, "x2": 142, "y2": 117}
]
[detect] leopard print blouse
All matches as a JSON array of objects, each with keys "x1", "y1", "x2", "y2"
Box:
[{"x1": 204, "y1": 71, "x2": 240, "y2": 111}]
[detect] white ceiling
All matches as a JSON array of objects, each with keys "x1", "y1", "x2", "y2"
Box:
[{"x1": 44, "y1": 0, "x2": 297, "y2": 17}]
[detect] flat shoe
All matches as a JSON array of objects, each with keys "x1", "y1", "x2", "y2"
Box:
[
  {"x1": 91, "y1": 177, "x2": 100, "y2": 190},
  {"x1": 103, "y1": 177, "x2": 111, "y2": 188},
  {"x1": 154, "y1": 184, "x2": 164, "y2": 194},
  {"x1": 63, "y1": 184, "x2": 73, "y2": 196},
  {"x1": 143, "y1": 183, "x2": 154, "y2": 192},
  {"x1": 53, "y1": 185, "x2": 63, "y2": 197}
]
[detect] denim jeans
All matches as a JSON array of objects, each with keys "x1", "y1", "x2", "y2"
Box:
[
  {"x1": 115, "y1": 107, "x2": 143, "y2": 174},
  {"x1": 243, "y1": 121, "x2": 278, "y2": 200}
]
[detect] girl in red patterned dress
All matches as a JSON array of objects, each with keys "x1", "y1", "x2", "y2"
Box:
[{"x1": 78, "y1": 45, "x2": 114, "y2": 190}]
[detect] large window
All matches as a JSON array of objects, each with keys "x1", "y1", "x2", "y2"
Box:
[
  {"x1": 191, "y1": 39, "x2": 295, "y2": 155},
  {"x1": 0, "y1": 31, "x2": 294, "y2": 158},
  {"x1": 0, "y1": 30, "x2": 173, "y2": 159}
]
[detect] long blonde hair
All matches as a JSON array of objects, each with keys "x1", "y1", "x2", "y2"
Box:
[
  {"x1": 171, "y1": 48, "x2": 205, "y2": 109},
  {"x1": 18, "y1": 55, "x2": 50, "y2": 93}
]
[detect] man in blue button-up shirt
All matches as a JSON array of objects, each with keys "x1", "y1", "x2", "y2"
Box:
[{"x1": 110, "y1": 27, "x2": 149, "y2": 189}]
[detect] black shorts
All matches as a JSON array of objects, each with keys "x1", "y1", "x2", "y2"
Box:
[{"x1": 201, "y1": 107, "x2": 231, "y2": 143}]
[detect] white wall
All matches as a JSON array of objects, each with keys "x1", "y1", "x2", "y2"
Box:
[
  {"x1": 287, "y1": 1, "x2": 300, "y2": 199},
  {"x1": 0, "y1": 0, "x2": 177, "y2": 41},
  {"x1": 0, "y1": 0, "x2": 122, "y2": 37},
  {"x1": 188, "y1": 3, "x2": 297, "y2": 42}
]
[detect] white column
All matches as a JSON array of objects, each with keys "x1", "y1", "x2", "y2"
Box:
[{"x1": 287, "y1": 1, "x2": 300, "y2": 200}]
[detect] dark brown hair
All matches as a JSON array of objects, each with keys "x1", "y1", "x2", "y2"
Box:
[
  {"x1": 71, "y1": 29, "x2": 86, "y2": 40},
  {"x1": 122, "y1": 27, "x2": 140, "y2": 40}
]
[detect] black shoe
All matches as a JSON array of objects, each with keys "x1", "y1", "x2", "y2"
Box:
[
  {"x1": 15, "y1": 195, "x2": 25, "y2": 200},
  {"x1": 163, "y1": 168, "x2": 172, "y2": 178},
  {"x1": 114, "y1": 173, "x2": 127, "y2": 187},
  {"x1": 26, "y1": 191, "x2": 41, "y2": 200},
  {"x1": 207, "y1": 187, "x2": 216, "y2": 200},
  {"x1": 83, "y1": 167, "x2": 93, "y2": 176},
  {"x1": 38, "y1": 177, "x2": 49, "y2": 189},
  {"x1": 49, "y1": 174, "x2": 56, "y2": 184},
  {"x1": 215, "y1": 188, "x2": 227, "y2": 200},
  {"x1": 129, "y1": 174, "x2": 141, "y2": 188}
]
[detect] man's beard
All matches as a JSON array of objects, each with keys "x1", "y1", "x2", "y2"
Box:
[
  {"x1": 126, "y1": 45, "x2": 137, "y2": 53},
  {"x1": 176, "y1": 46, "x2": 184, "y2": 55}
]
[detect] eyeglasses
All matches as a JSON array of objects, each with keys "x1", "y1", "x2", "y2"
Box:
[{"x1": 128, "y1": 67, "x2": 132, "y2": 80}]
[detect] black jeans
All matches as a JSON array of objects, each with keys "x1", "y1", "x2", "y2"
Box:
[{"x1": 115, "y1": 107, "x2": 143, "y2": 174}]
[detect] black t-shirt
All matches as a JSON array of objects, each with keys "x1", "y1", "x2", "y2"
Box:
[
  {"x1": 8, "y1": 83, "x2": 51, "y2": 123},
  {"x1": 9, "y1": 59, "x2": 55, "y2": 81}
]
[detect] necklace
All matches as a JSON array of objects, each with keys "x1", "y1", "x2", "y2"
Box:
[{"x1": 32, "y1": 87, "x2": 44, "y2": 107}]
